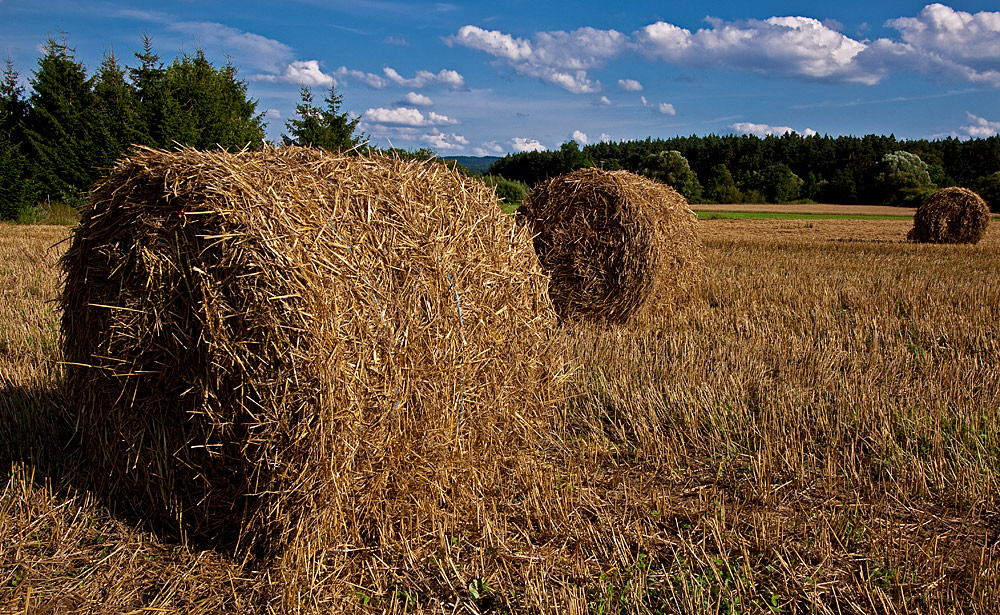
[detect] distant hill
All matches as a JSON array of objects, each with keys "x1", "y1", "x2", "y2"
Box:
[{"x1": 442, "y1": 156, "x2": 501, "y2": 175}]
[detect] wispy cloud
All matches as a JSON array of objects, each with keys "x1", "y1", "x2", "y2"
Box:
[
  {"x1": 472, "y1": 141, "x2": 507, "y2": 156},
  {"x1": 473, "y1": 141, "x2": 505, "y2": 156},
  {"x1": 334, "y1": 66, "x2": 466, "y2": 90},
  {"x1": 166, "y1": 21, "x2": 295, "y2": 73}
]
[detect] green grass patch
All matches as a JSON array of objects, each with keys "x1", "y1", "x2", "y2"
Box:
[{"x1": 697, "y1": 211, "x2": 912, "y2": 221}]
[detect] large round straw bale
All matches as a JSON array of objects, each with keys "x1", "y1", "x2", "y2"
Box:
[
  {"x1": 520, "y1": 167, "x2": 702, "y2": 324},
  {"x1": 60, "y1": 146, "x2": 560, "y2": 567},
  {"x1": 907, "y1": 186, "x2": 991, "y2": 244}
]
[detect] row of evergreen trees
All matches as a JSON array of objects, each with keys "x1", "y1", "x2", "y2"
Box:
[
  {"x1": 0, "y1": 36, "x2": 361, "y2": 221},
  {"x1": 489, "y1": 133, "x2": 1000, "y2": 210}
]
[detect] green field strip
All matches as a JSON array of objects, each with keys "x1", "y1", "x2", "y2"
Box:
[{"x1": 696, "y1": 211, "x2": 914, "y2": 221}]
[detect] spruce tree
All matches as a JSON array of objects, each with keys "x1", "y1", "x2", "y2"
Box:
[
  {"x1": 23, "y1": 35, "x2": 100, "y2": 205},
  {"x1": 129, "y1": 35, "x2": 174, "y2": 148},
  {"x1": 91, "y1": 49, "x2": 141, "y2": 168},
  {"x1": 0, "y1": 59, "x2": 37, "y2": 220},
  {"x1": 282, "y1": 84, "x2": 363, "y2": 152},
  {"x1": 160, "y1": 50, "x2": 266, "y2": 150}
]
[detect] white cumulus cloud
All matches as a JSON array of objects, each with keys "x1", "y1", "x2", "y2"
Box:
[
  {"x1": 730, "y1": 122, "x2": 818, "y2": 137},
  {"x1": 448, "y1": 25, "x2": 534, "y2": 62},
  {"x1": 875, "y1": 4, "x2": 1000, "y2": 86},
  {"x1": 510, "y1": 137, "x2": 547, "y2": 152},
  {"x1": 254, "y1": 60, "x2": 335, "y2": 86},
  {"x1": 635, "y1": 15, "x2": 876, "y2": 84},
  {"x1": 961, "y1": 112, "x2": 1000, "y2": 138},
  {"x1": 448, "y1": 4, "x2": 1000, "y2": 93},
  {"x1": 448, "y1": 25, "x2": 626, "y2": 93},
  {"x1": 618, "y1": 78, "x2": 643, "y2": 91},
  {"x1": 642, "y1": 97, "x2": 676, "y2": 115},
  {"x1": 402, "y1": 92, "x2": 434, "y2": 107},
  {"x1": 594, "y1": 95, "x2": 615, "y2": 106},
  {"x1": 423, "y1": 132, "x2": 470, "y2": 151},
  {"x1": 571, "y1": 130, "x2": 589, "y2": 144},
  {"x1": 363, "y1": 107, "x2": 460, "y2": 127}
]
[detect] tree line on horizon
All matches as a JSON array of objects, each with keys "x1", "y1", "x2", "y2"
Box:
[
  {"x1": 488, "y1": 134, "x2": 1000, "y2": 211},
  {"x1": 0, "y1": 35, "x2": 363, "y2": 221},
  {"x1": 3, "y1": 34, "x2": 999, "y2": 221}
]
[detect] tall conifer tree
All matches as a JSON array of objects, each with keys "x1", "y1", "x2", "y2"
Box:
[
  {"x1": 282, "y1": 84, "x2": 363, "y2": 152},
  {"x1": 23, "y1": 35, "x2": 100, "y2": 205},
  {"x1": 0, "y1": 58, "x2": 37, "y2": 219}
]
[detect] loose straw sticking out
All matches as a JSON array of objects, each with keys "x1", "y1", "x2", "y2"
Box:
[
  {"x1": 520, "y1": 167, "x2": 703, "y2": 325},
  {"x1": 908, "y1": 186, "x2": 991, "y2": 244},
  {"x1": 60, "y1": 145, "x2": 564, "y2": 609}
]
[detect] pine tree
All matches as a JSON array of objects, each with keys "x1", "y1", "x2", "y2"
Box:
[
  {"x1": 23, "y1": 35, "x2": 100, "y2": 205},
  {"x1": 282, "y1": 85, "x2": 363, "y2": 152}
]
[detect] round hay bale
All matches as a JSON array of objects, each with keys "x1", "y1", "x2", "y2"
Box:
[
  {"x1": 907, "y1": 186, "x2": 991, "y2": 244},
  {"x1": 520, "y1": 167, "x2": 702, "y2": 324},
  {"x1": 60, "y1": 145, "x2": 561, "y2": 569}
]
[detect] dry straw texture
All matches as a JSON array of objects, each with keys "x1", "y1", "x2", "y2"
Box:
[
  {"x1": 520, "y1": 167, "x2": 702, "y2": 324},
  {"x1": 59, "y1": 146, "x2": 561, "y2": 609},
  {"x1": 908, "y1": 186, "x2": 991, "y2": 244}
]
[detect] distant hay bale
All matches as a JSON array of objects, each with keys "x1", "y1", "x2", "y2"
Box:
[
  {"x1": 60, "y1": 146, "x2": 561, "y2": 590},
  {"x1": 519, "y1": 167, "x2": 702, "y2": 324},
  {"x1": 908, "y1": 186, "x2": 991, "y2": 244}
]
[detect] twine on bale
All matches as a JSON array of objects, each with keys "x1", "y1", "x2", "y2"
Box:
[
  {"x1": 907, "y1": 186, "x2": 991, "y2": 245},
  {"x1": 519, "y1": 167, "x2": 703, "y2": 325},
  {"x1": 60, "y1": 145, "x2": 564, "y2": 609}
]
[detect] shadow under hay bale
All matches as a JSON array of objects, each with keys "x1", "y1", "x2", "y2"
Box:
[
  {"x1": 519, "y1": 167, "x2": 703, "y2": 324},
  {"x1": 60, "y1": 146, "x2": 562, "y2": 607},
  {"x1": 907, "y1": 186, "x2": 991, "y2": 244}
]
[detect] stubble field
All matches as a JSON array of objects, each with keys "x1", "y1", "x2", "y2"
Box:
[{"x1": 2, "y1": 214, "x2": 999, "y2": 613}]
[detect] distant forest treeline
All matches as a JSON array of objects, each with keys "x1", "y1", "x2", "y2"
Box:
[{"x1": 488, "y1": 134, "x2": 1000, "y2": 210}]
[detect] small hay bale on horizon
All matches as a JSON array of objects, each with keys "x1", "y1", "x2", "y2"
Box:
[
  {"x1": 907, "y1": 186, "x2": 991, "y2": 244},
  {"x1": 519, "y1": 167, "x2": 703, "y2": 325},
  {"x1": 60, "y1": 145, "x2": 563, "y2": 608}
]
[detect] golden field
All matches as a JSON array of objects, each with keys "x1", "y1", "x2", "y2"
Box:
[{"x1": 2, "y1": 215, "x2": 999, "y2": 613}]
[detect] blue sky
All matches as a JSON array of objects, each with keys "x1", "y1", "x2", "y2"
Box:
[{"x1": 2, "y1": 1, "x2": 999, "y2": 155}]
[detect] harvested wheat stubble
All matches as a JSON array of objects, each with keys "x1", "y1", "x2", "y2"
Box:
[
  {"x1": 520, "y1": 167, "x2": 702, "y2": 324},
  {"x1": 908, "y1": 186, "x2": 991, "y2": 244},
  {"x1": 60, "y1": 145, "x2": 562, "y2": 609}
]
